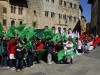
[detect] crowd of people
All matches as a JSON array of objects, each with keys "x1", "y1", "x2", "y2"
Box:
[{"x1": 0, "y1": 29, "x2": 100, "y2": 72}]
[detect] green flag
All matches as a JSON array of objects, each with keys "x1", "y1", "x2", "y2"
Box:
[
  {"x1": 51, "y1": 34, "x2": 57, "y2": 42},
  {"x1": 63, "y1": 32, "x2": 67, "y2": 41},
  {"x1": 15, "y1": 24, "x2": 26, "y2": 35},
  {"x1": 65, "y1": 50, "x2": 77, "y2": 57},
  {"x1": 23, "y1": 41, "x2": 32, "y2": 49},
  {"x1": 19, "y1": 27, "x2": 30, "y2": 39},
  {"x1": 26, "y1": 27, "x2": 37, "y2": 39},
  {"x1": 0, "y1": 22, "x2": 4, "y2": 37},
  {"x1": 72, "y1": 38, "x2": 78, "y2": 48},
  {"x1": 44, "y1": 28, "x2": 54, "y2": 39},
  {"x1": 6, "y1": 26, "x2": 15, "y2": 38},
  {"x1": 35, "y1": 29, "x2": 45, "y2": 38},
  {"x1": 57, "y1": 50, "x2": 65, "y2": 61},
  {"x1": 52, "y1": 33, "x2": 63, "y2": 42},
  {"x1": 57, "y1": 50, "x2": 77, "y2": 61}
]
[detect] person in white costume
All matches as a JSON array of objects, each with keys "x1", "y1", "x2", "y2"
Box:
[
  {"x1": 87, "y1": 37, "x2": 94, "y2": 51},
  {"x1": 63, "y1": 37, "x2": 74, "y2": 64}
]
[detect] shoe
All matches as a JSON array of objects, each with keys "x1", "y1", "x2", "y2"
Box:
[
  {"x1": 66, "y1": 62, "x2": 70, "y2": 64},
  {"x1": 21, "y1": 69, "x2": 24, "y2": 72},
  {"x1": 70, "y1": 62, "x2": 73, "y2": 64},
  {"x1": 10, "y1": 67, "x2": 15, "y2": 71},
  {"x1": 47, "y1": 62, "x2": 53, "y2": 65},
  {"x1": 77, "y1": 53, "x2": 82, "y2": 55},
  {"x1": 16, "y1": 69, "x2": 21, "y2": 72}
]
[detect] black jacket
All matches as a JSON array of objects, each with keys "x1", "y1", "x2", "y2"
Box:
[{"x1": 15, "y1": 46, "x2": 24, "y2": 59}]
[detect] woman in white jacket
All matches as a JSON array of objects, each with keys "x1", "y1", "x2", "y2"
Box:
[{"x1": 64, "y1": 37, "x2": 74, "y2": 64}]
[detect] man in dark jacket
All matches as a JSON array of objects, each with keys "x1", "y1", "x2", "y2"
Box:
[
  {"x1": 15, "y1": 42, "x2": 24, "y2": 72},
  {"x1": 46, "y1": 39, "x2": 54, "y2": 64}
]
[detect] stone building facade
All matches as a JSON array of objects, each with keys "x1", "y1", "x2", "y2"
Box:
[
  {"x1": 0, "y1": 0, "x2": 28, "y2": 31},
  {"x1": 0, "y1": 0, "x2": 80, "y2": 32},
  {"x1": 27, "y1": 0, "x2": 80, "y2": 32},
  {"x1": 80, "y1": 16, "x2": 86, "y2": 33},
  {"x1": 88, "y1": 0, "x2": 100, "y2": 34}
]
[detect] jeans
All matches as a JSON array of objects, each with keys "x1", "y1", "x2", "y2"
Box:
[
  {"x1": 82, "y1": 45, "x2": 87, "y2": 53},
  {"x1": 9, "y1": 59, "x2": 16, "y2": 67},
  {"x1": 47, "y1": 53, "x2": 52, "y2": 63},
  {"x1": 27, "y1": 55, "x2": 33, "y2": 67},
  {"x1": 0, "y1": 55, "x2": 7, "y2": 67},
  {"x1": 16, "y1": 58, "x2": 24, "y2": 70}
]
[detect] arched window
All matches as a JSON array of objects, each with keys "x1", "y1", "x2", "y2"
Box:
[
  {"x1": 58, "y1": 27, "x2": 61, "y2": 34},
  {"x1": 20, "y1": 7, "x2": 23, "y2": 15},
  {"x1": 44, "y1": 26, "x2": 48, "y2": 29},
  {"x1": 18, "y1": 7, "x2": 20, "y2": 15},
  {"x1": 11, "y1": 20, "x2": 15, "y2": 25},
  {"x1": 19, "y1": 21, "x2": 23, "y2": 24},
  {"x1": 11, "y1": 6, "x2": 14, "y2": 13},
  {"x1": 70, "y1": 3, "x2": 72, "y2": 8},
  {"x1": 14, "y1": 6, "x2": 16, "y2": 14},
  {"x1": 52, "y1": 26, "x2": 56, "y2": 33},
  {"x1": 69, "y1": 16, "x2": 72, "y2": 22},
  {"x1": 63, "y1": 28, "x2": 66, "y2": 32},
  {"x1": 32, "y1": 22, "x2": 37, "y2": 28}
]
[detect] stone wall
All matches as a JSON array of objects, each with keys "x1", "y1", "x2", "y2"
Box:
[
  {"x1": 26, "y1": 0, "x2": 80, "y2": 31},
  {"x1": 0, "y1": 0, "x2": 80, "y2": 32},
  {"x1": 81, "y1": 17, "x2": 86, "y2": 33}
]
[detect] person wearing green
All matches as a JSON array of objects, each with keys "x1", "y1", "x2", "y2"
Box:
[
  {"x1": 0, "y1": 36, "x2": 8, "y2": 67},
  {"x1": 0, "y1": 22, "x2": 4, "y2": 37}
]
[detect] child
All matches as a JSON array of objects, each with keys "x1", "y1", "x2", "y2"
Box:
[{"x1": 15, "y1": 42, "x2": 24, "y2": 72}]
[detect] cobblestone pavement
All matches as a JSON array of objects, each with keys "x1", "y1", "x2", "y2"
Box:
[{"x1": 0, "y1": 46, "x2": 100, "y2": 75}]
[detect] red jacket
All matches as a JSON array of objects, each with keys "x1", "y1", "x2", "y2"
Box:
[
  {"x1": 95, "y1": 37, "x2": 100, "y2": 44},
  {"x1": 8, "y1": 38, "x2": 18, "y2": 54},
  {"x1": 8, "y1": 38, "x2": 18, "y2": 49},
  {"x1": 9, "y1": 46, "x2": 16, "y2": 54},
  {"x1": 36, "y1": 42, "x2": 45, "y2": 50},
  {"x1": 91, "y1": 39, "x2": 96, "y2": 46}
]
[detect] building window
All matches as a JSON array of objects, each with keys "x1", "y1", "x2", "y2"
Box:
[
  {"x1": 32, "y1": 22, "x2": 37, "y2": 28},
  {"x1": 45, "y1": 11, "x2": 49, "y2": 17},
  {"x1": 45, "y1": 26, "x2": 48, "y2": 29},
  {"x1": 69, "y1": 16, "x2": 72, "y2": 21},
  {"x1": 14, "y1": 6, "x2": 16, "y2": 14},
  {"x1": 63, "y1": 14, "x2": 66, "y2": 20},
  {"x1": 11, "y1": 20, "x2": 15, "y2": 25},
  {"x1": 19, "y1": 21, "x2": 23, "y2": 24},
  {"x1": 20, "y1": 7, "x2": 23, "y2": 15},
  {"x1": 3, "y1": 7, "x2": 7, "y2": 13},
  {"x1": 52, "y1": 26, "x2": 55, "y2": 33},
  {"x1": 58, "y1": 27, "x2": 61, "y2": 34},
  {"x1": 74, "y1": 4, "x2": 77, "y2": 9},
  {"x1": 70, "y1": 3, "x2": 72, "y2": 8},
  {"x1": 11, "y1": 6, "x2": 14, "y2": 13},
  {"x1": 18, "y1": 7, "x2": 20, "y2": 15},
  {"x1": 63, "y1": 28, "x2": 66, "y2": 32},
  {"x1": 59, "y1": 0, "x2": 63, "y2": 5},
  {"x1": 18, "y1": 7, "x2": 23, "y2": 15},
  {"x1": 51, "y1": 12, "x2": 55, "y2": 18},
  {"x1": 59, "y1": 14, "x2": 62, "y2": 19},
  {"x1": 3, "y1": 19, "x2": 7, "y2": 26},
  {"x1": 64, "y1": 1, "x2": 66, "y2": 6},
  {"x1": 74, "y1": 17, "x2": 76, "y2": 22},
  {"x1": 51, "y1": 0, "x2": 54, "y2": 3},
  {"x1": 34, "y1": 11, "x2": 36, "y2": 16}
]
